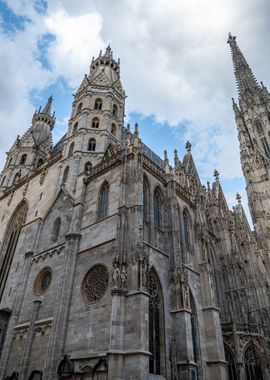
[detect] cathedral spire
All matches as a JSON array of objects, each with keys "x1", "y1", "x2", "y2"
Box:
[
  {"x1": 227, "y1": 33, "x2": 260, "y2": 97},
  {"x1": 42, "y1": 95, "x2": 53, "y2": 116}
]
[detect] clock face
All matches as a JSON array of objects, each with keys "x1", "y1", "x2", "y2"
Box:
[{"x1": 31, "y1": 122, "x2": 50, "y2": 146}]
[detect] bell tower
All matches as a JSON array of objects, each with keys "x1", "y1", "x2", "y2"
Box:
[
  {"x1": 0, "y1": 96, "x2": 55, "y2": 190},
  {"x1": 228, "y1": 33, "x2": 270, "y2": 244},
  {"x1": 63, "y1": 45, "x2": 126, "y2": 172}
]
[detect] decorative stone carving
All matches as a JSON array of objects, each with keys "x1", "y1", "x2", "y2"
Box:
[{"x1": 82, "y1": 264, "x2": 109, "y2": 304}]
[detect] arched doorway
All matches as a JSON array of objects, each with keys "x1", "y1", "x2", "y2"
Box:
[
  {"x1": 0, "y1": 200, "x2": 28, "y2": 301},
  {"x1": 148, "y1": 268, "x2": 165, "y2": 376},
  {"x1": 244, "y1": 344, "x2": 263, "y2": 380},
  {"x1": 224, "y1": 345, "x2": 237, "y2": 380}
]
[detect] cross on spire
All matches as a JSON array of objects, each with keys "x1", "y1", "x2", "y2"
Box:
[{"x1": 227, "y1": 33, "x2": 260, "y2": 97}]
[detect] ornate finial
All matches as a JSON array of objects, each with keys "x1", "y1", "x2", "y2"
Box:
[
  {"x1": 186, "y1": 141, "x2": 191, "y2": 152},
  {"x1": 236, "y1": 193, "x2": 241, "y2": 204},
  {"x1": 214, "y1": 169, "x2": 219, "y2": 181},
  {"x1": 134, "y1": 122, "x2": 138, "y2": 134},
  {"x1": 127, "y1": 123, "x2": 130, "y2": 131},
  {"x1": 105, "y1": 44, "x2": 112, "y2": 57}
]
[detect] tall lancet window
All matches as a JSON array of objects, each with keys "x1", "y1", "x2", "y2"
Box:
[
  {"x1": 98, "y1": 182, "x2": 109, "y2": 220},
  {"x1": 0, "y1": 200, "x2": 28, "y2": 301},
  {"x1": 51, "y1": 217, "x2": 61, "y2": 242},
  {"x1": 225, "y1": 346, "x2": 237, "y2": 380},
  {"x1": 154, "y1": 188, "x2": 162, "y2": 229},
  {"x1": 148, "y1": 268, "x2": 165, "y2": 375},
  {"x1": 261, "y1": 137, "x2": 270, "y2": 158},
  {"x1": 183, "y1": 209, "x2": 191, "y2": 251},
  {"x1": 244, "y1": 344, "x2": 263, "y2": 380},
  {"x1": 256, "y1": 122, "x2": 264, "y2": 136}
]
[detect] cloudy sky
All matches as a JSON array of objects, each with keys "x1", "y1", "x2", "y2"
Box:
[{"x1": 0, "y1": 0, "x2": 269, "y2": 222}]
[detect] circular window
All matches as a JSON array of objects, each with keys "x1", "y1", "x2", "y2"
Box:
[
  {"x1": 81, "y1": 264, "x2": 109, "y2": 304},
  {"x1": 35, "y1": 268, "x2": 52, "y2": 295}
]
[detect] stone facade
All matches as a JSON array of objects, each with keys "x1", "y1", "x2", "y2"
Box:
[{"x1": 0, "y1": 38, "x2": 269, "y2": 380}]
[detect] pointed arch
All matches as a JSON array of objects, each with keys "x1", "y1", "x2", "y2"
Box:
[
  {"x1": 224, "y1": 345, "x2": 237, "y2": 380},
  {"x1": 143, "y1": 175, "x2": 150, "y2": 222},
  {"x1": 62, "y1": 166, "x2": 69, "y2": 185},
  {"x1": 148, "y1": 267, "x2": 165, "y2": 376},
  {"x1": 20, "y1": 154, "x2": 27, "y2": 165},
  {"x1": 111, "y1": 123, "x2": 117, "y2": 136},
  {"x1": 68, "y1": 142, "x2": 74, "y2": 157},
  {"x1": 112, "y1": 104, "x2": 118, "y2": 117},
  {"x1": 84, "y1": 161, "x2": 92, "y2": 174},
  {"x1": 92, "y1": 117, "x2": 100, "y2": 128},
  {"x1": 153, "y1": 187, "x2": 163, "y2": 229},
  {"x1": 94, "y1": 98, "x2": 102, "y2": 110},
  {"x1": 72, "y1": 122, "x2": 78, "y2": 134},
  {"x1": 51, "y1": 217, "x2": 61, "y2": 242},
  {"x1": 88, "y1": 138, "x2": 96, "y2": 152},
  {"x1": 98, "y1": 181, "x2": 109, "y2": 220},
  {"x1": 76, "y1": 102, "x2": 83, "y2": 115},
  {"x1": 183, "y1": 208, "x2": 191, "y2": 252},
  {"x1": 13, "y1": 172, "x2": 21, "y2": 185},
  {"x1": 243, "y1": 343, "x2": 263, "y2": 380},
  {"x1": 255, "y1": 121, "x2": 264, "y2": 136},
  {"x1": 0, "y1": 200, "x2": 28, "y2": 301},
  {"x1": 37, "y1": 158, "x2": 44, "y2": 168}
]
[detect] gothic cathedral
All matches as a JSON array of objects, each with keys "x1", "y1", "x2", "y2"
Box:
[{"x1": 0, "y1": 35, "x2": 270, "y2": 380}]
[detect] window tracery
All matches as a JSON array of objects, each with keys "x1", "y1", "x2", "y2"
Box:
[
  {"x1": 98, "y1": 182, "x2": 109, "y2": 220},
  {"x1": 81, "y1": 265, "x2": 109, "y2": 304},
  {"x1": 154, "y1": 189, "x2": 162, "y2": 229},
  {"x1": 94, "y1": 98, "x2": 102, "y2": 110},
  {"x1": 88, "y1": 138, "x2": 96, "y2": 152}
]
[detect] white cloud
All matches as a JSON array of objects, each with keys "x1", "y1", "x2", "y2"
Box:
[{"x1": 0, "y1": 0, "x2": 269, "y2": 219}]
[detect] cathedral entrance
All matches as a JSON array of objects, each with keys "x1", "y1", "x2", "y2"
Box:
[{"x1": 244, "y1": 345, "x2": 263, "y2": 380}]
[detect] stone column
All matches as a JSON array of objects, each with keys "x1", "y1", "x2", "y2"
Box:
[
  {"x1": 20, "y1": 299, "x2": 42, "y2": 380},
  {"x1": 199, "y1": 262, "x2": 227, "y2": 380},
  {"x1": 0, "y1": 251, "x2": 33, "y2": 380},
  {"x1": 107, "y1": 288, "x2": 127, "y2": 380},
  {"x1": 44, "y1": 233, "x2": 81, "y2": 379}
]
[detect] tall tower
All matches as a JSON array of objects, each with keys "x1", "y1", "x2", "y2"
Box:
[
  {"x1": 228, "y1": 33, "x2": 270, "y2": 244},
  {"x1": 0, "y1": 96, "x2": 55, "y2": 191},
  {"x1": 58, "y1": 45, "x2": 126, "y2": 194}
]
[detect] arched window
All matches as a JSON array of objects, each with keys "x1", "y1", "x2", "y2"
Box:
[
  {"x1": 88, "y1": 138, "x2": 96, "y2": 152},
  {"x1": 225, "y1": 346, "x2": 237, "y2": 380},
  {"x1": 261, "y1": 137, "x2": 270, "y2": 158},
  {"x1": 84, "y1": 161, "x2": 92, "y2": 173},
  {"x1": 183, "y1": 209, "x2": 191, "y2": 251},
  {"x1": 51, "y1": 217, "x2": 61, "y2": 242},
  {"x1": 0, "y1": 200, "x2": 28, "y2": 301},
  {"x1": 190, "y1": 293, "x2": 200, "y2": 379},
  {"x1": 148, "y1": 268, "x2": 165, "y2": 375},
  {"x1": 154, "y1": 188, "x2": 162, "y2": 229},
  {"x1": 98, "y1": 181, "x2": 109, "y2": 220},
  {"x1": 72, "y1": 122, "x2": 78, "y2": 134},
  {"x1": 244, "y1": 344, "x2": 263, "y2": 380},
  {"x1": 20, "y1": 154, "x2": 27, "y2": 165},
  {"x1": 62, "y1": 166, "x2": 69, "y2": 185},
  {"x1": 143, "y1": 177, "x2": 150, "y2": 222},
  {"x1": 112, "y1": 104, "x2": 118, "y2": 117},
  {"x1": 76, "y1": 102, "x2": 83, "y2": 115},
  {"x1": 111, "y1": 123, "x2": 116, "y2": 136},
  {"x1": 256, "y1": 122, "x2": 264, "y2": 136},
  {"x1": 37, "y1": 158, "x2": 44, "y2": 168},
  {"x1": 13, "y1": 172, "x2": 21, "y2": 185},
  {"x1": 68, "y1": 142, "x2": 74, "y2": 157},
  {"x1": 91, "y1": 117, "x2": 100, "y2": 128},
  {"x1": 94, "y1": 98, "x2": 102, "y2": 110}
]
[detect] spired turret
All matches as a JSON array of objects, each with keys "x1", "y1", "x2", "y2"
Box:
[
  {"x1": 228, "y1": 33, "x2": 270, "y2": 246},
  {"x1": 0, "y1": 97, "x2": 55, "y2": 190}
]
